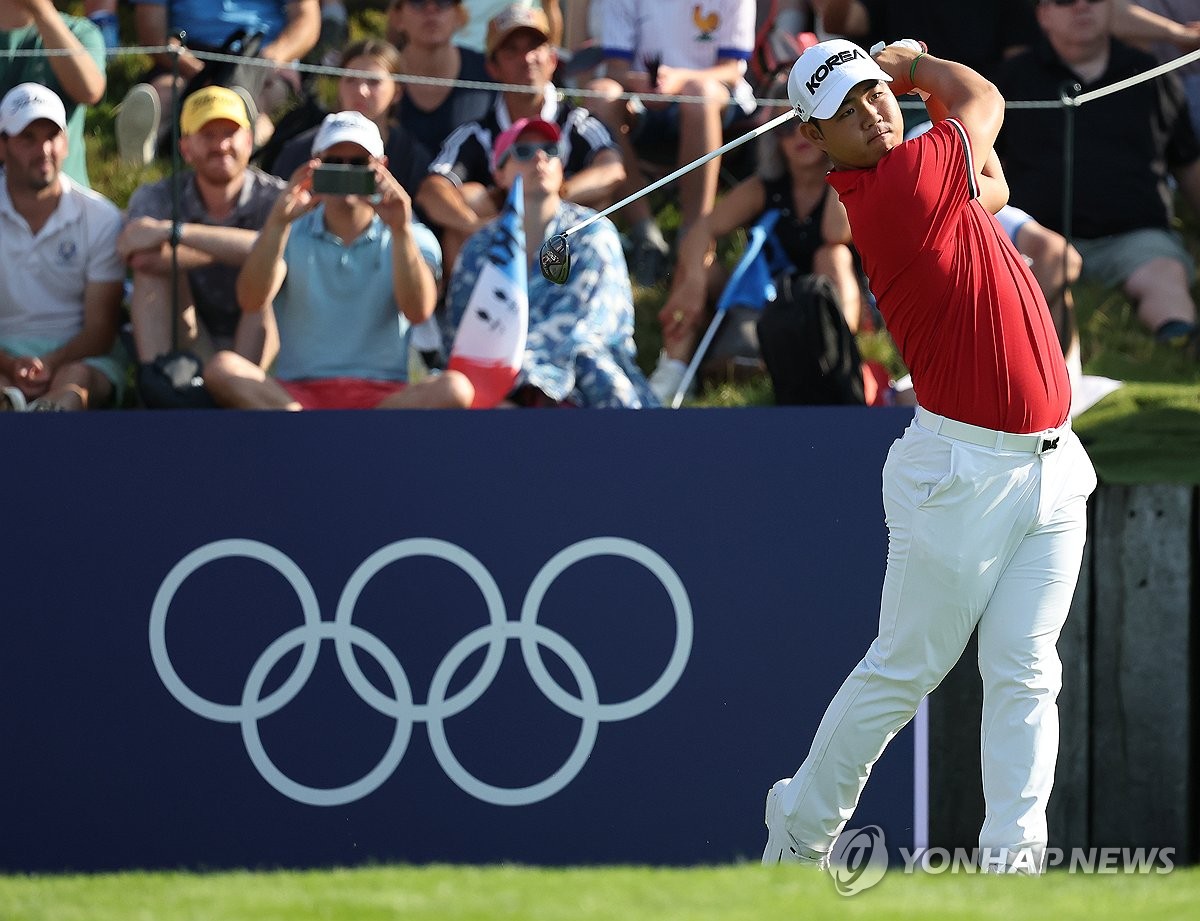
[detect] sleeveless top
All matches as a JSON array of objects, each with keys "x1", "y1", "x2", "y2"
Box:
[{"x1": 762, "y1": 172, "x2": 827, "y2": 274}]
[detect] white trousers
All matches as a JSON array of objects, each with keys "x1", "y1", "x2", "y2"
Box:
[{"x1": 780, "y1": 413, "x2": 1097, "y2": 869}]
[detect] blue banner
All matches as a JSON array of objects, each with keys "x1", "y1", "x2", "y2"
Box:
[{"x1": 0, "y1": 407, "x2": 919, "y2": 871}]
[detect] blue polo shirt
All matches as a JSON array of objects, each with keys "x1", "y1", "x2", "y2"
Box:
[
  {"x1": 130, "y1": 0, "x2": 290, "y2": 47},
  {"x1": 273, "y1": 207, "x2": 441, "y2": 383}
]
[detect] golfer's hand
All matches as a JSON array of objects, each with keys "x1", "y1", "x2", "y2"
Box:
[{"x1": 870, "y1": 39, "x2": 926, "y2": 96}]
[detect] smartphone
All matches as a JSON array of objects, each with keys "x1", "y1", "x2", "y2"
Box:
[{"x1": 311, "y1": 164, "x2": 376, "y2": 196}]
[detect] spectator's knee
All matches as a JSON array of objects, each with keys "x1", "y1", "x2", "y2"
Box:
[
  {"x1": 203, "y1": 350, "x2": 239, "y2": 385},
  {"x1": 678, "y1": 75, "x2": 729, "y2": 110},
  {"x1": 586, "y1": 77, "x2": 626, "y2": 104},
  {"x1": 441, "y1": 369, "x2": 475, "y2": 408},
  {"x1": 1127, "y1": 256, "x2": 1191, "y2": 294}
]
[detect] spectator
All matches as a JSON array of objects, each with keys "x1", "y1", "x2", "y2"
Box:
[
  {"x1": 587, "y1": 0, "x2": 759, "y2": 286},
  {"x1": 651, "y1": 83, "x2": 863, "y2": 401},
  {"x1": 996, "y1": 0, "x2": 1200, "y2": 353},
  {"x1": 269, "y1": 38, "x2": 432, "y2": 200},
  {"x1": 387, "y1": 0, "x2": 494, "y2": 158},
  {"x1": 416, "y1": 3, "x2": 623, "y2": 303},
  {"x1": 120, "y1": 86, "x2": 288, "y2": 407},
  {"x1": 204, "y1": 111, "x2": 475, "y2": 410},
  {"x1": 116, "y1": 0, "x2": 321, "y2": 165},
  {"x1": 453, "y1": 0, "x2": 561, "y2": 55},
  {"x1": 0, "y1": 84, "x2": 124, "y2": 412},
  {"x1": 445, "y1": 117, "x2": 658, "y2": 407},
  {"x1": 0, "y1": 0, "x2": 106, "y2": 188}
]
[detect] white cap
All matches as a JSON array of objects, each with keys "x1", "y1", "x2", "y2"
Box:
[
  {"x1": 0, "y1": 83, "x2": 68, "y2": 136},
  {"x1": 311, "y1": 110, "x2": 385, "y2": 159},
  {"x1": 787, "y1": 39, "x2": 892, "y2": 122}
]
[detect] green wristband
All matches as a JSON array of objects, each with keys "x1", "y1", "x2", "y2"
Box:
[{"x1": 909, "y1": 52, "x2": 926, "y2": 84}]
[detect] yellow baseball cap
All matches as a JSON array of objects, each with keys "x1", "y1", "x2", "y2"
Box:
[{"x1": 179, "y1": 86, "x2": 251, "y2": 136}]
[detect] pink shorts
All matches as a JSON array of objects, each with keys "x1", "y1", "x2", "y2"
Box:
[{"x1": 279, "y1": 377, "x2": 406, "y2": 409}]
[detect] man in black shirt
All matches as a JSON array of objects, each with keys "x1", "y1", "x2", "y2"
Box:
[
  {"x1": 416, "y1": 4, "x2": 623, "y2": 280},
  {"x1": 996, "y1": 0, "x2": 1200, "y2": 351}
]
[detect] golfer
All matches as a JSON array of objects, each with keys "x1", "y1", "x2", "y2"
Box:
[{"x1": 762, "y1": 39, "x2": 1097, "y2": 873}]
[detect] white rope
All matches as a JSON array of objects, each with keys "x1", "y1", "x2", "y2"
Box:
[{"x1": 9, "y1": 41, "x2": 1200, "y2": 111}]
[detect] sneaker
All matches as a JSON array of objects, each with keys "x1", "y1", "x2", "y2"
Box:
[
  {"x1": 1155, "y1": 320, "x2": 1200, "y2": 360},
  {"x1": 27, "y1": 397, "x2": 66, "y2": 412},
  {"x1": 629, "y1": 235, "x2": 671, "y2": 289},
  {"x1": 762, "y1": 778, "x2": 825, "y2": 867},
  {"x1": 229, "y1": 84, "x2": 260, "y2": 138},
  {"x1": 116, "y1": 83, "x2": 161, "y2": 167},
  {"x1": 1, "y1": 385, "x2": 27, "y2": 411},
  {"x1": 647, "y1": 350, "x2": 690, "y2": 405}
]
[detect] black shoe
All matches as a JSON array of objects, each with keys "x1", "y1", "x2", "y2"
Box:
[
  {"x1": 630, "y1": 236, "x2": 670, "y2": 288},
  {"x1": 420, "y1": 349, "x2": 446, "y2": 371}
]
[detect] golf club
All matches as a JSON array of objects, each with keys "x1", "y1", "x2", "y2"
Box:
[{"x1": 539, "y1": 107, "x2": 799, "y2": 284}]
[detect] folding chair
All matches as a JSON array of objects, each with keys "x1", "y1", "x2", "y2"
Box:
[{"x1": 669, "y1": 208, "x2": 794, "y2": 407}]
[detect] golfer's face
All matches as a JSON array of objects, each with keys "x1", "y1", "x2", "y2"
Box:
[{"x1": 810, "y1": 80, "x2": 901, "y2": 169}]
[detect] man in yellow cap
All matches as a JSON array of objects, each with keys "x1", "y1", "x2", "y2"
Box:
[{"x1": 118, "y1": 86, "x2": 288, "y2": 407}]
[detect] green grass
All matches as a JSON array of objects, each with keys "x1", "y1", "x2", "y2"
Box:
[{"x1": 1, "y1": 863, "x2": 1198, "y2": 921}]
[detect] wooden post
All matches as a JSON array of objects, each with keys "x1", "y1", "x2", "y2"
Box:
[{"x1": 1091, "y1": 485, "x2": 1194, "y2": 859}]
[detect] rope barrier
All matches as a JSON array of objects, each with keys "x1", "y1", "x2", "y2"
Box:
[{"x1": 11, "y1": 41, "x2": 1199, "y2": 111}]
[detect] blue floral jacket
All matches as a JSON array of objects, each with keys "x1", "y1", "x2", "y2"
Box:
[{"x1": 445, "y1": 201, "x2": 660, "y2": 408}]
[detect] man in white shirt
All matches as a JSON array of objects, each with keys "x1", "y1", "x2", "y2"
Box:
[
  {"x1": 0, "y1": 83, "x2": 124, "y2": 411},
  {"x1": 586, "y1": 0, "x2": 758, "y2": 284}
]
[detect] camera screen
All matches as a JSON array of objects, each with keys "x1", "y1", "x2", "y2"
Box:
[{"x1": 311, "y1": 164, "x2": 377, "y2": 196}]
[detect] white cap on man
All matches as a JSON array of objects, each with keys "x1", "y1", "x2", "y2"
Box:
[
  {"x1": 0, "y1": 82, "x2": 68, "y2": 136},
  {"x1": 311, "y1": 110, "x2": 385, "y2": 158},
  {"x1": 787, "y1": 39, "x2": 892, "y2": 122}
]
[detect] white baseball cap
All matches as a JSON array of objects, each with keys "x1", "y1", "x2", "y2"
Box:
[
  {"x1": 311, "y1": 110, "x2": 385, "y2": 159},
  {"x1": 787, "y1": 39, "x2": 892, "y2": 122},
  {"x1": 0, "y1": 82, "x2": 68, "y2": 136}
]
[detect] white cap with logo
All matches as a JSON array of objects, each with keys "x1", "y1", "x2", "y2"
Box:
[
  {"x1": 787, "y1": 39, "x2": 892, "y2": 122},
  {"x1": 311, "y1": 110, "x2": 385, "y2": 159},
  {"x1": 0, "y1": 82, "x2": 68, "y2": 136}
]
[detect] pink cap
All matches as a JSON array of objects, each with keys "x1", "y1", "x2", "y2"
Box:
[{"x1": 492, "y1": 117, "x2": 561, "y2": 172}]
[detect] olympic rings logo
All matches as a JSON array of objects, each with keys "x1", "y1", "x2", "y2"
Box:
[{"x1": 149, "y1": 537, "x2": 693, "y2": 808}]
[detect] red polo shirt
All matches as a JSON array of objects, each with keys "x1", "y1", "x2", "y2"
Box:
[{"x1": 827, "y1": 119, "x2": 1070, "y2": 433}]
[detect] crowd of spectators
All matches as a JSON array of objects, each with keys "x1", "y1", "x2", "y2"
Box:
[{"x1": 1, "y1": 0, "x2": 1198, "y2": 412}]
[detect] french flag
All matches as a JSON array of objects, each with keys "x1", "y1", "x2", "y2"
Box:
[{"x1": 448, "y1": 176, "x2": 528, "y2": 408}]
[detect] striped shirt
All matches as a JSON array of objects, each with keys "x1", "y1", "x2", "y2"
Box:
[{"x1": 427, "y1": 86, "x2": 617, "y2": 189}]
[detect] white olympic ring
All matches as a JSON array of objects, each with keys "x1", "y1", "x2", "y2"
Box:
[{"x1": 149, "y1": 537, "x2": 693, "y2": 807}]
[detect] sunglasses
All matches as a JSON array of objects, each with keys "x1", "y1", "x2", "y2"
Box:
[
  {"x1": 1044, "y1": 0, "x2": 1104, "y2": 6},
  {"x1": 320, "y1": 156, "x2": 371, "y2": 166},
  {"x1": 500, "y1": 141, "x2": 561, "y2": 166}
]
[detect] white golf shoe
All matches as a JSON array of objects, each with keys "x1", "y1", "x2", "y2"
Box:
[{"x1": 762, "y1": 777, "x2": 825, "y2": 867}]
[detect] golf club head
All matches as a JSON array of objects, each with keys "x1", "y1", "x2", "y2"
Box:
[{"x1": 539, "y1": 233, "x2": 571, "y2": 285}]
